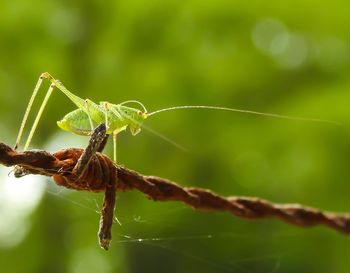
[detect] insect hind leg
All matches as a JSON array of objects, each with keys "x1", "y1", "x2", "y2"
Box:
[
  {"x1": 84, "y1": 99, "x2": 95, "y2": 131},
  {"x1": 14, "y1": 72, "x2": 57, "y2": 151},
  {"x1": 15, "y1": 74, "x2": 45, "y2": 150},
  {"x1": 16, "y1": 72, "x2": 90, "y2": 151},
  {"x1": 23, "y1": 82, "x2": 55, "y2": 151}
]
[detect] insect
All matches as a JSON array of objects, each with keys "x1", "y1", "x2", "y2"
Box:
[{"x1": 14, "y1": 72, "x2": 337, "y2": 163}]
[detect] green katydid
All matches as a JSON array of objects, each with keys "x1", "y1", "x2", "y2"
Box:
[{"x1": 14, "y1": 72, "x2": 337, "y2": 163}]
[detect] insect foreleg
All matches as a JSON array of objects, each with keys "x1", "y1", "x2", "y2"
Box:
[
  {"x1": 101, "y1": 102, "x2": 124, "y2": 123},
  {"x1": 103, "y1": 104, "x2": 123, "y2": 163}
]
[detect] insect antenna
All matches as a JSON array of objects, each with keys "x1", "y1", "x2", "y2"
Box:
[
  {"x1": 114, "y1": 107, "x2": 187, "y2": 152},
  {"x1": 147, "y1": 105, "x2": 340, "y2": 125},
  {"x1": 119, "y1": 100, "x2": 148, "y2": 113}
]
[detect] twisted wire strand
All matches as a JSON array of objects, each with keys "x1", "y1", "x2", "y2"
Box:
[
  {"x1": 116, "y1": 170, "x2": 350, "y2": 233},
  {"x1": 1, "y1": 142, "x2": 349, "y2": 234}
]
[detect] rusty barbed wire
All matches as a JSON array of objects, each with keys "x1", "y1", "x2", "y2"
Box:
[{"x1": 1, "y1": 140, "x2": 350, "y2": 243}]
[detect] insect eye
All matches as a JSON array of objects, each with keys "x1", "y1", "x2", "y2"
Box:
[{"x1": 137, "y1": 111, "x2": 142, "y2": 115}]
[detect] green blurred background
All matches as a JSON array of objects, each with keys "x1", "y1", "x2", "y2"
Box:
[{"x1": 0, "y1": 0, "x2": 350, "y2": 272}]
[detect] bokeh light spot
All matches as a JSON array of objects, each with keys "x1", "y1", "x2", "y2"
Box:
[
  {"x1": 252, "y1": 18, "x2": 308, "y2": 69},
  {"x1": 0, "y1": 169, "x2": 46, "y2": 247}
]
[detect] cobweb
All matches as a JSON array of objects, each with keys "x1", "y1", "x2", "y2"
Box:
[{"x1": 45, "y1": 183, "x2": 285, "y2": 273}]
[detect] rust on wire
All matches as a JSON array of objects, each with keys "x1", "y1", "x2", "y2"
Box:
[{"x1": 1, "y1": 124, "x2": 350, "y2": 250}]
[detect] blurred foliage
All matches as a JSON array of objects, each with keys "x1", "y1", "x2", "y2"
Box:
[{"x1": 0, "y1": 0, "x2": 350, "y2": 272}]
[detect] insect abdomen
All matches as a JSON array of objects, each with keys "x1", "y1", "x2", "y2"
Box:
[{"x1": 57, "y1": 109, "x2": 92, "y2": 136}]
